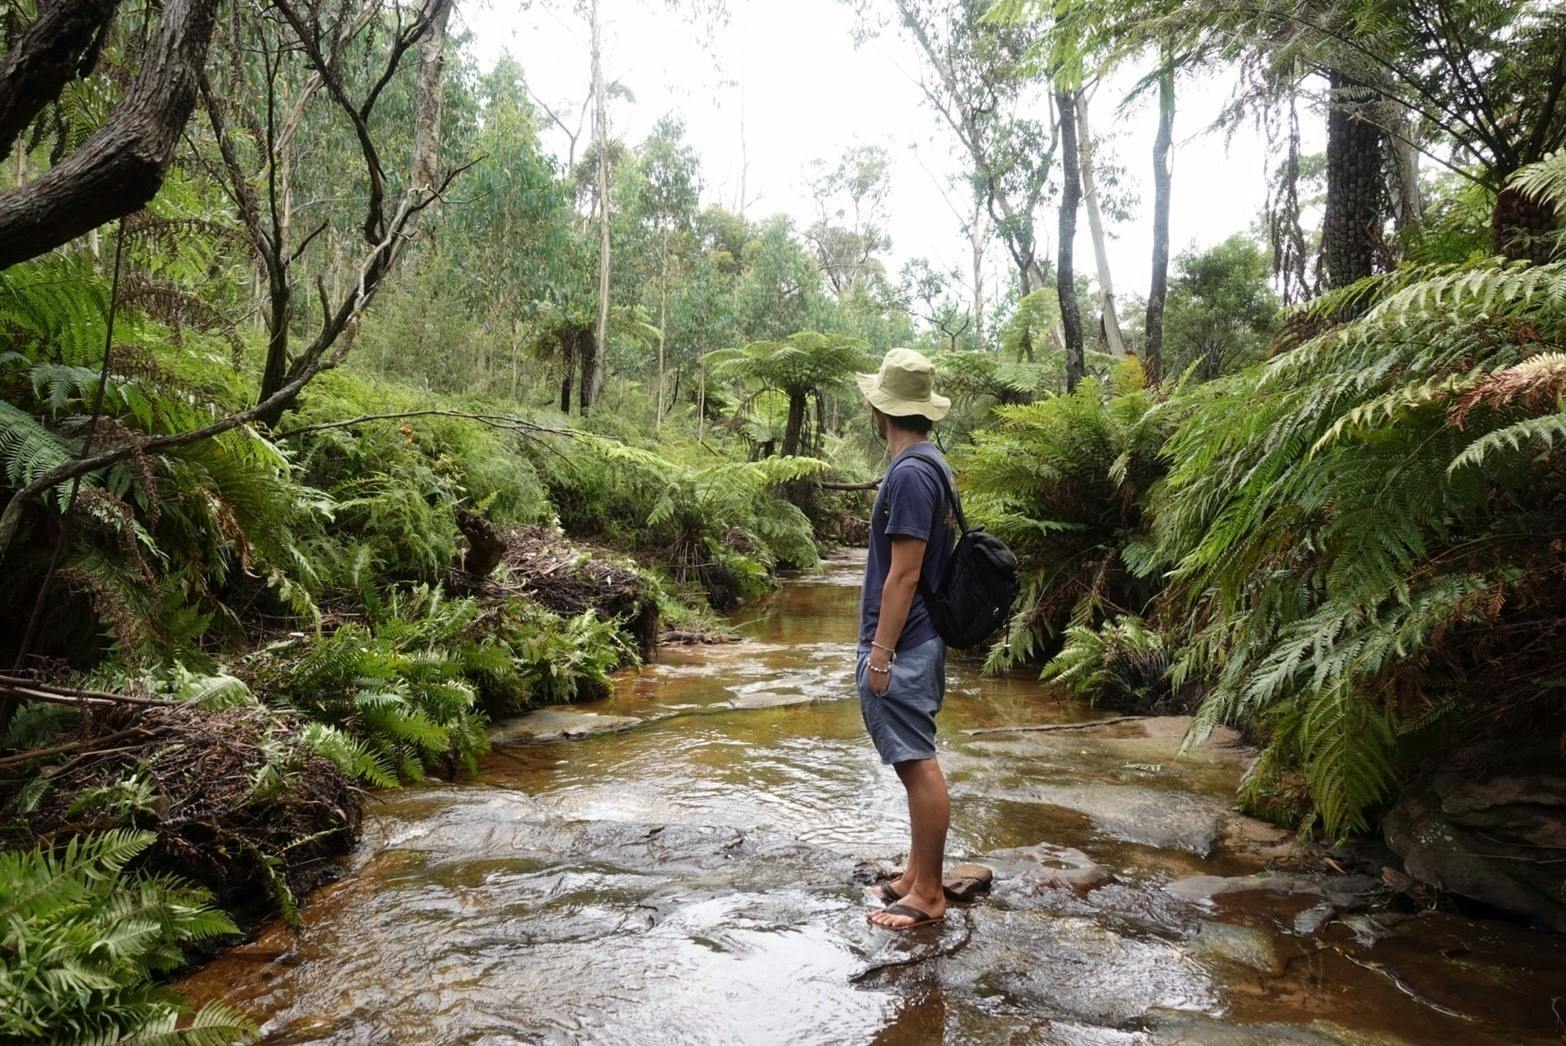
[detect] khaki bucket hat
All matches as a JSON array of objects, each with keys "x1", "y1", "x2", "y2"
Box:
[{"x1": 855, "y1": 347, "x2": 951, "y2": 422}]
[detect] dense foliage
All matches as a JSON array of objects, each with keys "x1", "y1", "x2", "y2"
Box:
[
  {"x1": 0, "y1": 830, "x2": 252, "y2": 1044},
  {"x1": 2, "y1": 0, "x2": 1566, "y2": 1034}
]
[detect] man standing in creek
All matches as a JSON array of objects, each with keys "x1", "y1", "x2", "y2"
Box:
[{"x1": 855, "y1": 347, "x2": 956, "y2": 931}]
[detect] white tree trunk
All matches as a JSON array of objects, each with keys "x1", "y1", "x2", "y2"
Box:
[
  {"x1": 588, "y1": 0, "x2": 610, "y2": 411},
  {"x1": 411, "y1": 0, "x2": 453, "y2": 193},
  {"x1": 1075, "y1": 92, "x2": 1125, "y2": 358},
  {"x1": 656, "y1": 228, "x2": 669, "y2": 432},
  {"x1": 969, "y1": 198, "x2": 989, "y2": 347}
]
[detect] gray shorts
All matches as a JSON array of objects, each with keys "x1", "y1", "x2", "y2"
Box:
[{"x1": 855, "y1": 636, "x2": 946, "y2": 765}]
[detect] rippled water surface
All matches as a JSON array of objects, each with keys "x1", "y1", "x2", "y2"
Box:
[{"x1": 179, "y1": 552, "x2": 1566, "y2": 1044}]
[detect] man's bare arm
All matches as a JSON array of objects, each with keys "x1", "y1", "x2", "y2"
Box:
[{"x1": 868, "y1": 535, "x2": 926, "y2": 694}]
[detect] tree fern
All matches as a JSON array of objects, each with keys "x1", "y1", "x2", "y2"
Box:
[{"x1": 1150, "y1": 224, "x2": 1566, "y2": 835}]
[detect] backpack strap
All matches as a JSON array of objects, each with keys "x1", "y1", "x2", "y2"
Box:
[{"x1": 890, "y1": 444, "x2": 968, "y2": 535}]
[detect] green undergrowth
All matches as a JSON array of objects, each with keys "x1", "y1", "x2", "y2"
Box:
[
  {"x1": 973, "y1": 155, "x2": 1566, "y2": 842},
  {"x1": 0, "y1": 829, "x2": 254, "y2": 1044}
]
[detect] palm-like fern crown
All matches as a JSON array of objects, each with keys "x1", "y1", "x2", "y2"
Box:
[{"x1": 705, "y1": 330, "x2": 871, "y2": 398}]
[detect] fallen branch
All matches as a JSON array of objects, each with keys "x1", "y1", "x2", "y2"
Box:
[
  {"x1": 0, "y1": 674, "x2": 178, "y2": 708},
  {"x1": 274, "y1": 408, "x2": 576, "y2": 440},
  {"x1": 963, "y1": 715, "x2": 1140, "y2": 736},
  {"x1": 817, "y1": 477, "x2": 882, "y2": 491},
  {"x1": 0, "y1": 726, "x2": 156, "y2": 769}
]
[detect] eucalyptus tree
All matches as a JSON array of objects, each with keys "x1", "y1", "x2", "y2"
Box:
[
  {"x1": 856, "y1": 0, "x2": 1058, "y2": 296},
  {"x1": 806, "y1": 145, "x2": 894, "y2": 299},
  {"x1": 1161, "y1": 234, "x2": 1280, "y2": 380},
  {"x1": 899, "y1": 259, "x2": 973, "y2": 352},
  {"x1": 989, "y1": 0, "x2": 1192, "y2": 379},
  {"x1": 194, "y1": 0, "x2": 459, "y2": 420},
  {"x1": 444, "y1": 57, "x2": 583, "y2": 398},
  {"x1": 635, "y1": 118, "x2": 701, "y2": 428},
  {"x1": 732, "y1": 216, "x2": 828, "y2": 342}
]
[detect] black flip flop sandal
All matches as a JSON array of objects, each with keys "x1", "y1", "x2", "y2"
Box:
[
  {"x1": 867, "y1": 903, "x2": 944, "y2": 930},
  {"x1": 867, "y1": 882, "x2": 905, "y2": 905}
]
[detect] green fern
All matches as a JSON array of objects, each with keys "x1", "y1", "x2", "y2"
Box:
[
  {"x1": 1151, "y1": 235, "x2": 1566, "y2": 834},
  {"x1": 0, "y1": 831, "x2": 251, "y2": 1044}
]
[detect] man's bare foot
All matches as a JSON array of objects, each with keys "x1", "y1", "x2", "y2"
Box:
[{"x1": 867, "y1": 889, "x2": 945, "y2": 928}]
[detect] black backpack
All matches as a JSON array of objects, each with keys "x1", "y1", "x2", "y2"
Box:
[{"x1": 897, "y1": 446, "x2": 1021, "y2": 649}]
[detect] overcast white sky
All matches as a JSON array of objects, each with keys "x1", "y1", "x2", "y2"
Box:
[{"x1": 458, "y1": 0, "x2": 1322, "y2": 309}]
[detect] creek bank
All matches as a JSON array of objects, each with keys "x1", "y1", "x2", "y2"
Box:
[
  {"x1": 1383, "y1": 751, "x2": 1566, "y2": 933},
  {"x1": 8, "y1": 703, "x2": 361, "y2": 923},
  {"x1": 492, "y1": 523, "x2": 661, "y2": 659},
  {"x1": 173, "y1": 554, "x2": 1566, "y2": 1042}
]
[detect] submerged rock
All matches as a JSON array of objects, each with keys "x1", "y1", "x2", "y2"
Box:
[
  {"x1": 489, "y1": 707, "x2": 641, "y2": 744},
  {"x1": 1165, "y1": 872, "x2": 1326, "y2": 904},
  {"x1": 1187, "y1": 920, "x2": 1283, "y2": 975},
  {"x1": 1383, "y1": 764, "x2": 1566, "y2": 933},
  {"x1": 985, "y1": 841, "x2": 1113, "y2": 893},
  {"x1": 1023, "y1": 783, "x2": 1231, "y2": 855}
]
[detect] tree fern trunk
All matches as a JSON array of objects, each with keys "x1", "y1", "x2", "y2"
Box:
[
  {"x1": 782, "y1": 393, "x2": 806, "y2": 458},
  {"x1": 1323, "y1": 69, "x2": 1384, "y2": 291},
  {"x1": 1492, "y1": 186, "x2": 1558, "y2": 264},
  {"x1": 558, "y1": 328, "x2": 575, "y2": 414},
  {"x1": 578, "y1": 328, "x2": 596, "y2": 415}
]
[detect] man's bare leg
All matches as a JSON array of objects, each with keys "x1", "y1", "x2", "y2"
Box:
[{"x1": 870, "y1": 757, "x2": 949, "y2": 927}]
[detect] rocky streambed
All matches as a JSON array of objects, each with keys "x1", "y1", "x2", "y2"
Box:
[{"x1": 178, "y1": 553, "x2": 1566, "y2": 1043}]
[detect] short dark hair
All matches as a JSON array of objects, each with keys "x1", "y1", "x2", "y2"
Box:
[{"x1": 881, "y1": 411, "x2": 934, "y2": 435}]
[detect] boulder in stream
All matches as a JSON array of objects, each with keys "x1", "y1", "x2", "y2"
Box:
[{"x1": 1383, "y1": 763, "x2": 1566, "y2": 932}]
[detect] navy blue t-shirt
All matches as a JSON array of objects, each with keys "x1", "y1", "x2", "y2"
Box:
[{"x1": 859, "y1": 443, "x2": 954, "y2": 649}]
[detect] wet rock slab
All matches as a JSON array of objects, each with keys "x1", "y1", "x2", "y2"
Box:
[
  {"x1": 862, "y1": 908, "x2": 1220, "y2": 1028},
  {"x1": 1019, "y1": 783, "x2": 1231, "y2": 855},
  {"x1": 488, "y1": 707, "x2": 641, "y2": 744}
]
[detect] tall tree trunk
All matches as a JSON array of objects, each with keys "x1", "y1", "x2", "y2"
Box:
[
  {"x1": 509, "y1": 317, "x2": 521, "y2": 399},
  {"x1": 697, "y1": 364, "x2": 706, "y2": 443},
  {"x1": 969, "y1": 199, "x2": 988, "y2": 348},
  {"x1": 656, "y1": 227, "x2": 669, "y2": 433},
  {"x1": 257, "y1": 268, "x2": 290, "y2": 405},
  {"x1": 587, "y1": 0, "x2": 610, "y2": 411},
  {"x1": 1323, "y1": 69, "x2": 1384, "y2": 290},
  {"x1": 781, "y1": 392, "x2": 806, "y2": 458},
  {"x1": 410, "y1": 0, "x2": 452, "y2": 194},
  {"x1": 1055, "y1": 88, "x2": 1085, "y2": 392},
  {"x1": 1383, "y1": 101, "x2": 1422, "y2": 231},
  {"x1": 1075, "y1": 92, "x2": 1124, "y2": 358},
  {"x1": 1145, "y1": 56, "x2": 1174, "y2": 384}
]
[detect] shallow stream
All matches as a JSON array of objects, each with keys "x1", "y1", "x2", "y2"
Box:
[{"x1": 179, "y1": 552, "x2": 1566, "y2": 1043}]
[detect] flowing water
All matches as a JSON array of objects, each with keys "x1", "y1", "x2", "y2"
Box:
[{"x1": 180, "y1": 553, "x2": 1566, "y2": 1044}]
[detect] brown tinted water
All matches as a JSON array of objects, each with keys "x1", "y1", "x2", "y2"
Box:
[{"x1": 179, "y1": 552, "x2": 1566, "y2": 1044}]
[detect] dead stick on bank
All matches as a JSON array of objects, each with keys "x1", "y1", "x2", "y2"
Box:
[{"x1": 962, "y1": 715, "x2": 1140, "y2": 736}]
